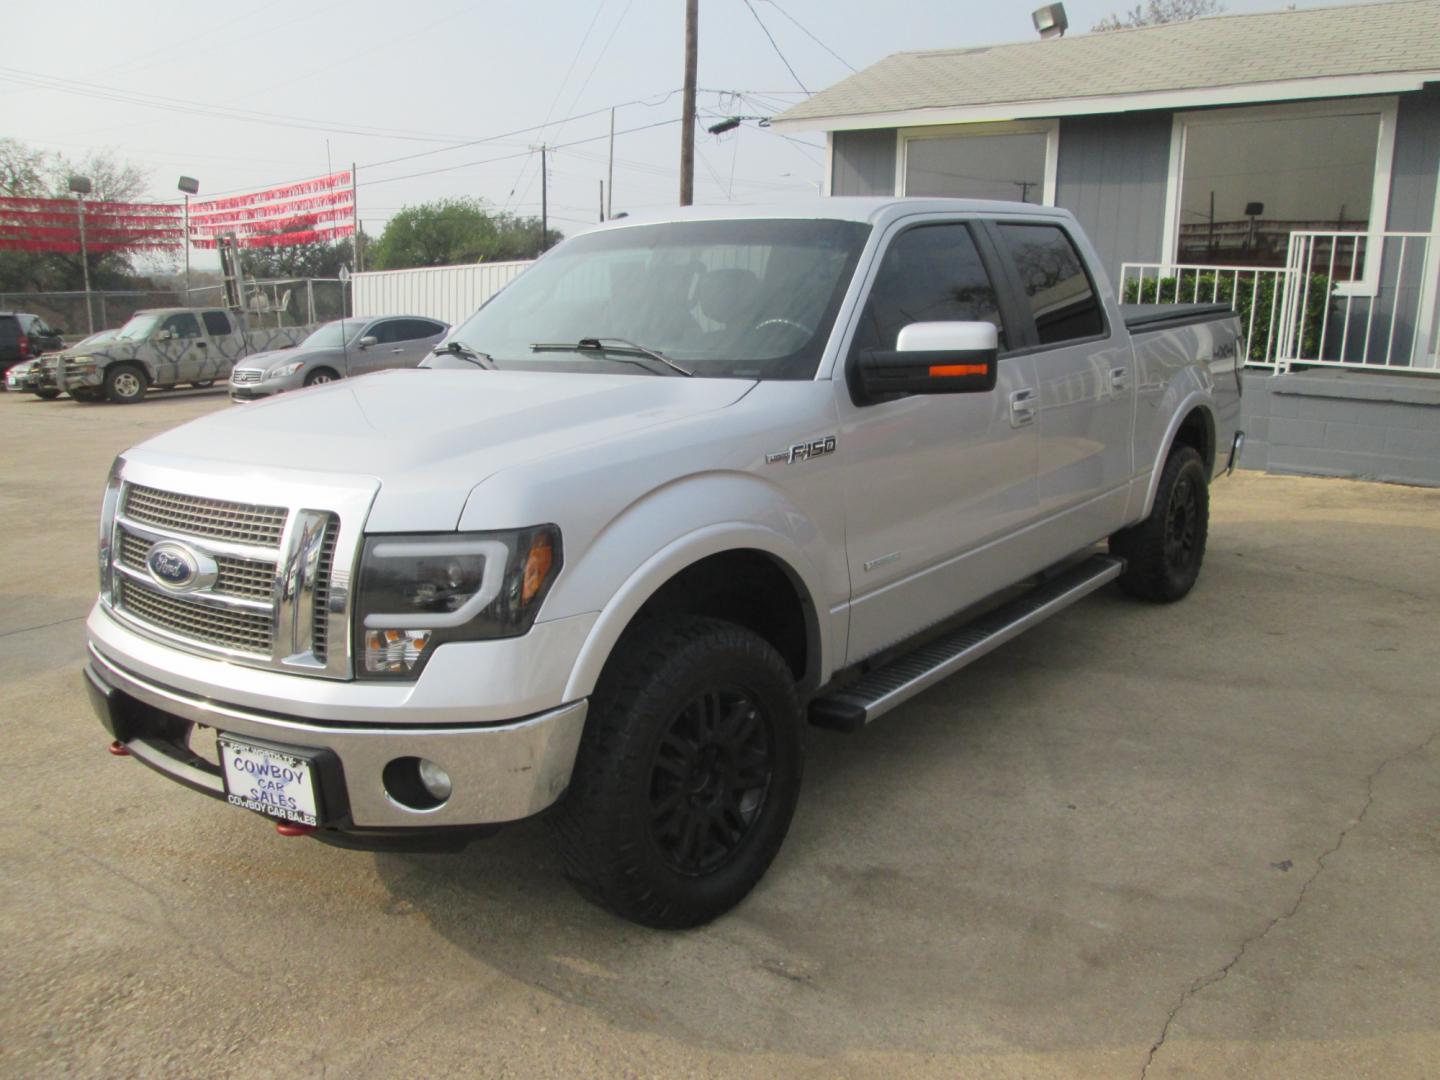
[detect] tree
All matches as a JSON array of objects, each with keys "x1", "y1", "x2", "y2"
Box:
[
  {"x1": 1092, "y1": 0, "x2": 1223, "y2": 31},
  {"x1": 368, "y1": 197, "x2": 562, "y2": 270},
  {"x1": 240, "y1": 215, "x2": 362, "y2": 280},
  {"x1": 0, "y1": 138, "x2": 151, "y2": 293}
]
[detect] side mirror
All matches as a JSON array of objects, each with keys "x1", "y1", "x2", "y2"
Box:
[
  {"x1": 358, "y1": 335, "x2": 378, "y2": 349},
  {"x1": 156, "y1": 329, "x2": 174, "y2": 342},
  {"x1": 854, "y1": 321, "x2": 999, "y2": 401}
]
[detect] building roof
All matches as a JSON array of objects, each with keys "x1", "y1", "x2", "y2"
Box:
[{"x1": 772, "y1": 0, "x2": 1440, "y2": 131}]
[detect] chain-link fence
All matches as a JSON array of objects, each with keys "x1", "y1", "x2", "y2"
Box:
[{"x1": 0, "y1": 278, "x2": 350, "y2": 342}]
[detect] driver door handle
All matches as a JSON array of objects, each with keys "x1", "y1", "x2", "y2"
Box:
[{"x1": 1009, "y1": 387, "x2": 1037, "y2": 427}]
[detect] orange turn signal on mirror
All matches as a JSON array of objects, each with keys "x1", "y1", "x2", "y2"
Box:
[{"x1": 929, "y1": 363, "x2": 989, "y2": 378}]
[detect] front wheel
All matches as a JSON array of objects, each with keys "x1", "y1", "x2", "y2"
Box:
[
  {"x1": 34, "y1": 389, "x2": 60, "y2": 400},
  {"x1": 551, "y1": 616, "x2": 803, "y2": 928},
  {"x1": 104, "y1": 363, "x2": 149, "y2": 404},
  {"x1": 1110, "y1": 445, "x2": 1209, "y2": 602},
  {"x1": 304, "y1": 368, "x2": 338, "y2": 387}
]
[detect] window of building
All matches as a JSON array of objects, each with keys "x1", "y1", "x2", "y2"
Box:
[
  {"x1": 1167, "y1": 98, "x2": 1394, "y2": 280},
  {"x1": 902, "y1": 123, "x2": 1057, "y2": 205},
  {"x1": 997, "y1": 224, "x2": 1105, "y2": 346}
]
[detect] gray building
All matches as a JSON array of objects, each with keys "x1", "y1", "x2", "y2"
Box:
[{"x1": 774, "y1": 0, "x2": 1440, "y2": 484}]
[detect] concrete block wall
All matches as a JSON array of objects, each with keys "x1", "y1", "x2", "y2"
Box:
[{"x1": 1239, "y1": 370, "x2": 1440, "y2": 486}]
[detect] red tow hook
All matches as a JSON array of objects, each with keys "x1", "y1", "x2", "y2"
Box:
[
  {"x1": 275, "y1": 823, "x2": 317, "y2": 837},
  {"x1": 108, "y1": 740, "x2": 131, "y2": 756}
]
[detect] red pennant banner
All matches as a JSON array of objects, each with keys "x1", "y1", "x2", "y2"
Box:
[
  {"x1": 192, "y1": 223, "x2": 355, "y2": 250},
  {"x1": 189, "y1": 190, "x2": 353, "y2": 228},
  {"x1": 188, "y1": 170, "x2": 351, "y2": 214}
]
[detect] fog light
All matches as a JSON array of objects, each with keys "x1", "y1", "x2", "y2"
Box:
[{"x1": 417, "y1": 758, "x2": 452, "y2": 801}]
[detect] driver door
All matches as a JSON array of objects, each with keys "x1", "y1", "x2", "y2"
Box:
[
  {"x1": 836, "y1": 218, "x2": 1041, "y2": 664},
  {"x1": 154, "y1": 312, "x2": 205, "y2": 385}
]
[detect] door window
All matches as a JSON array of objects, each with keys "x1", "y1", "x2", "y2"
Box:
[
  {"x1": 162, "y1": 313, "x2": 202, "y2": 339},
  {"x1": 202, "y1": 311, "x2": 232, "y2": 336},
  {"x1": 392, "y1": 319, "x2": 444, "y2": 341},
  {"x1": 849, "y1": 223, "x2": 1007, "y2": 360},
  {"x1": 996, "y1": 224, "x2": 1105, "y2": 347}
]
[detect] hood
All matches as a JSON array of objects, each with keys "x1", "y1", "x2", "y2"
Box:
[
  {"x1": 237, "y1": 346, "x2": 310, "y2": 371},
  {"x1": 127, "y1": 368, "x2": 755, "y2": 530}
]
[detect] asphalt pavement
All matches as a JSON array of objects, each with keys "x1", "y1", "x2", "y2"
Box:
[{"x1": 1, "y1": 386, "x2": 1437, "y2": 1078}]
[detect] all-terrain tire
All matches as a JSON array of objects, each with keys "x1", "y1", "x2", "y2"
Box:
[
  {"x1": 551, "y1": 615, "x2": 804, "y2": 929},
  {"x1": 34, "y1": 388, "x2": 60, "y2": 400},
  {"x1": 104, "y1": 363, "x2": 149, "y2": 404},
  {"x1": 1110, "y1": 445, "x2": 1209, "y2": 602}
]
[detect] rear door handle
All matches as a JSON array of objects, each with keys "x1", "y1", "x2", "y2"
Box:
[{"x1": 1009, "y1": 388, "x2": 1037, "y2": 427}]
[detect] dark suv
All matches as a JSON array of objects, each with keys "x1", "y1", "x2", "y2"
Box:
[{"x1": 0, "y1": 313, "x2": 65, "y2": 388}]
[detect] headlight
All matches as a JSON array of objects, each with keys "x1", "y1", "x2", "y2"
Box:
[
  {"x1": 98, "y1": 457, "x2": 124, "y2": 605},
  {"x1": 354, "y1": 525, "x2": 561, "y2": 679},
  {"x1": 267, "y1": 361, "x2": 306, "y2": 379}
]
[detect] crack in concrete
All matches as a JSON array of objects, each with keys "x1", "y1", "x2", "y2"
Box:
[
  {"x1": 0, "y1": 613, "x2": 87, "y2": 639},
  {"x1": 1138, "y1": 727, "x2": 1440, "y2": 1079}
]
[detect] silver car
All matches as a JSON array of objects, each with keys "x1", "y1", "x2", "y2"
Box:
[{"x1": 229, "y1": 315, "x2": 448, "y2": 401}]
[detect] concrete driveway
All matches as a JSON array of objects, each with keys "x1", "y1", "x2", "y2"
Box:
[{"x1": 1, "y1": 388, "x2": 1436, "y2": 1078}]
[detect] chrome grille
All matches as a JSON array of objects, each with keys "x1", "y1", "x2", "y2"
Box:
[
  {"x1": 231, "y1": 369, "x2": 263, "y2": 385},
  {"x1": 118, "y1": 529, "x2": 276, "y2": 600},
  {"x1": 124, "y1": 485, "x2": 287, "y2": 547},
  {"x1": 118, "y1": 578, "x2": 273, "y2": 656},
  {"x1": 311, "y1": 517, "x2": 339, "y2": 662}
]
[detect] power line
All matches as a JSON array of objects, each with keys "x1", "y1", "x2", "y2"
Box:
[
  {"x1": 739, "y1": 0, "x2": 809, "y2": 93},
  {"x1": 759, "y1": 1, "x2": 857, "y2": 72}
]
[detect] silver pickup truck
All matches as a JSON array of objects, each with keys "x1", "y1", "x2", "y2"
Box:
[
  {"x1": 85, "y1": 199, "x2": 1242, "y2": 927},
  {"x1": 43, "y1": 307, "x2": 317, "y2": 403}
]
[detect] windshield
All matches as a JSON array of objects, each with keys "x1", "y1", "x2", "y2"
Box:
[
  {"x1": 436, "y1": 218, "x2": 870, "y2": 380},
  {"x1": 114, "y1": 314, "x2": 161, "y2": 342},
  {"x1": 300, "y1": 319, "x2": 360, "y2": 349}
]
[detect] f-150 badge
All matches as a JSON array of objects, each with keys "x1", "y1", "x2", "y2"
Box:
[{"x1": 766, "y1": 435, "x2": 836, "y2": 465}]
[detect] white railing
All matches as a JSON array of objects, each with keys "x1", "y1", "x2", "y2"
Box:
[
  {"x1": 1121, "y1": 230, "x2": 1440, "y2": 375},
  {"x1": 1118, "y1": 262, "x2": 1291, "y2": 370}
]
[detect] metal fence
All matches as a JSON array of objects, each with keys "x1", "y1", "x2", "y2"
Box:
[
  {"x1": 0, "y1": 278, "x2": 348, "y2": 341},
  {"x1": 1120, "y1": 230, "x2": 1440, "y2": 375}
]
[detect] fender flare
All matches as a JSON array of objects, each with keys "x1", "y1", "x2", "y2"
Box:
[
  {"x1": 561, "y1": 521, "x2": 830, "y2": 703},
  {"x1": 1140, "y1": 390, "x2": 1216, "y2": 519}
]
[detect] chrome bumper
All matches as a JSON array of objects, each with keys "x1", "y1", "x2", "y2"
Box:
[{"x1": 86, "y1": 644, "x2": 587, "y2": 830}]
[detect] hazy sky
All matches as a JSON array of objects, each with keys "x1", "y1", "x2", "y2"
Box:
[{"x1": 5, "y1": 0, "x2": 1324, "y2": 268}]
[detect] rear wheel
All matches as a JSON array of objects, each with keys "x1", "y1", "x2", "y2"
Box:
[
  {"x1": 104, "y1": 363, "x2": 149, "y2": 404},
  {"x1": 1110, "y1": 445, "x2": 1209, "y2": 602},
  {"x1": 192, "y1": 379, "x2": 215, "y2": 389},
  {"x1": 552, "y1": 615, "x2": 803, "y2": 928},
  {"x1": 34, "y1": 389, "x2": 60, "y2": 400},
  {"x1": 69, "y1": 387, "x2": 103, "y2": 403},
  {"x1": 304, "y1": 368, "x2": 338, "y2": 387}
]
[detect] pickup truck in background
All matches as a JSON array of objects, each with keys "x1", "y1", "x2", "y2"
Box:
[
  {"x1": 41, "y1": 307, "x2": 318, "y2": 403},
  {"x1": 85, "y1": 199, "x2": 1243, "y2": 927}
]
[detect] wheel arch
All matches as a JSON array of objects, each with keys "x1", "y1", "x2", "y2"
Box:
[
  {"x1": 561, "y1": 524, "x2": 829, "y2": 704},
  {"x1": 1140, "y1": 395, "x2": 1216, "y2": 519}
]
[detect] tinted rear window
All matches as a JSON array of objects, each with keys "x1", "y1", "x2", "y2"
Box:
[
  {"x1": 0, "y1": 317, "x2": 19, "y2": 343},
  {"x1": 997, "y1": 223, "x2": 1105, "y2": 347}
]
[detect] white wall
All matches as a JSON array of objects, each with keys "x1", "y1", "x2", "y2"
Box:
[{"x1": 351, "y1": 260, "x2": 533, "y2": 326}]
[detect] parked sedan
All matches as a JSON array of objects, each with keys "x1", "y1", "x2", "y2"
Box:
[{"x1": 229, "y1": 315, "x2": 448, "y2": 401}]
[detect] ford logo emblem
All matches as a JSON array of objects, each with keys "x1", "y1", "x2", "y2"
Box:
[{"x1": 146, "y1": 541, "x2": 218, "y2": 593}]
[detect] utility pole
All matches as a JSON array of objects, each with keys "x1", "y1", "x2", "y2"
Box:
[
  {"x1": 599, "y1": 180, "x2": 605, "y2": 223},
  {"x1": 679, "y1": 0, "x2": 698, "y2": 206},
  {"x1": 540, "y1": 145, "x2": 548, "y2": 253},
  {"x1": 607, "y1": 106, "x2": 615, "y2": 219}
]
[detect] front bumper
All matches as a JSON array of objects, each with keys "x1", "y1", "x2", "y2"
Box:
[{"x1": 86, "y1": 643, "x2": 588, "y2": 831}]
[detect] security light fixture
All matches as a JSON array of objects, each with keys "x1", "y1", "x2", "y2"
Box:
[
  {"x1": 67, "y1": 175, "x2": 92, "y2": 195},
  {"x1": 177, "y1": 176, "x2": 200, "y2": 195},
  {"x1": 1032, "y1": 3, "x2": 1068, "y2": 38}
]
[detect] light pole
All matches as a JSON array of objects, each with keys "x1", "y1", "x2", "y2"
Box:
[
  {"x1": 68, "y1": 175, "x2": 94, "y2": 334},
  {"x1": 178, "y1": 175, "x2": 199, "y2": 302}
]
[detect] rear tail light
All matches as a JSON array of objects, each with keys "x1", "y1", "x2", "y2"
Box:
[{"x1": 17, "y1": 335, "x2": 29, "y2": 360}]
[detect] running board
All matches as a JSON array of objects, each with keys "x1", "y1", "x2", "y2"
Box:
[{"x1": 809, "y1": 555, "x2": 1124, "y2": 732}]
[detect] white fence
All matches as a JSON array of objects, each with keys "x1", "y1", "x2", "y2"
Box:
[
  {"x1": 351, "y1": 260, "x2": 534, "y2": 326},
  {"x1": 1120, "y1": 230, "x2": 1440, "y2": 375}
]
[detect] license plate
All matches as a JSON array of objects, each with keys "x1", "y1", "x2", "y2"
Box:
[{"x1": 219, "y1": 736, "x2": 321, "y2": 826}]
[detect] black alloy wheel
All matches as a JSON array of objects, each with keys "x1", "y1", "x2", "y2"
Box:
[
  {"x1": 649, "y1": 685, "x2": 773, "y2": 877},
  {"x1": 1110, "y1": 444, "x2": 1209, "y2": 603}
]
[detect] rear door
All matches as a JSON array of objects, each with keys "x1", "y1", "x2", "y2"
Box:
[
  {"x1": 835, "y1": 217, "x2": 1040, "y2": 664},
  {"x1": 365, "y1": 317, "x2": 446, "y2": 374},
  {"x1": 198, "y1": 310, "x2": 241, "y2": 382},
  {"x1": 988, "y1": 221, "x2": 1134, "y2": 546}
]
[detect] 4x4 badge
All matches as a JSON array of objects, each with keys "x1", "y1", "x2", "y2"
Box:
[{"x1": 766, "y1": 435, "x2": 836, "y2": 465}]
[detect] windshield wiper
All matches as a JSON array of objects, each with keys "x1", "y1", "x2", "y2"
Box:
[
  {"x1": 431, "y1": 340, "x2": 496, "y2": 369},
  {"x1": 529, "y1": 336, "x2": 693, "y2": 377}
]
